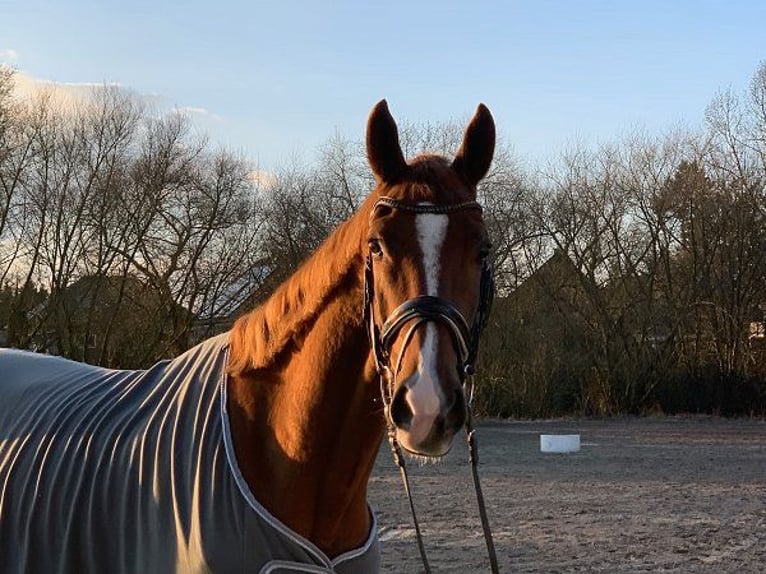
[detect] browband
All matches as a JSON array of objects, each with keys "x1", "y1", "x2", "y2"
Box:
[{"x1": 373, "y1": 196, "x2": 482, "y2": 215}]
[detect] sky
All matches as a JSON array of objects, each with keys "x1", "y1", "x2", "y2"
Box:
[{"x1": 1, "y1": 0, "x2": 765, "y2": 171}]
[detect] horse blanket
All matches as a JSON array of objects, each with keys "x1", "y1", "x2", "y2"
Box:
[{"x1": 0, "y1": 333, "x2": 380, "y2": 573}]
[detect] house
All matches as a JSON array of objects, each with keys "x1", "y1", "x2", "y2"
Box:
[
  {"x1": 479, "y1": 249, "x2": 599, "y2": 414},
  {"x1": 32, "y1": 274, "x2": 192, "y2": 368},
  {"x1": 190, "y1": 265, "x2": 274, "y2": 342}
]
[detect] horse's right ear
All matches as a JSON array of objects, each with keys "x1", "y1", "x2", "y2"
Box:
[{"x1": 366, "y1": 100, "x2": 407, "y2": 183}]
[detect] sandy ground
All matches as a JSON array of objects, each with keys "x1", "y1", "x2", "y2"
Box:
[{"x1": 368, "y1": 417, "x2": 766, "y2": 573}]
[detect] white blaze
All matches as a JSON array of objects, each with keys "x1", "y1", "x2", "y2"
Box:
[
  {"x1": 407, "y1": 211, "x2": 448, "y2": 444},
  {"x1": 417, "y1": 212, "x2": 448, "y2": 297}
]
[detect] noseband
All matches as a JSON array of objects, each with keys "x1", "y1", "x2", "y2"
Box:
[{"x1": 363, "y1": 196, "x2": 499, "y2": 574}]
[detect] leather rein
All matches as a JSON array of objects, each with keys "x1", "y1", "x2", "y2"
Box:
[{"x1": 363, "y1": 196, "x2": 500, "y2": 574}]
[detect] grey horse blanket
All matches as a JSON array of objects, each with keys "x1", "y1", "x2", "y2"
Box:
[{"x1": 0, "y1": 333, "x2": 380, "y2": 573}]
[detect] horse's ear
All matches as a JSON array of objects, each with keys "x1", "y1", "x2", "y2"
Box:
[
  {"x1": 366, "y1": 100, "x2": 407, "y2": 183},
  {"x1": 452, "y1": 103, "x2": 495, "y2": 188}
]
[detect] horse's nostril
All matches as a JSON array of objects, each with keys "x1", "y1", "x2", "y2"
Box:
[
  {"x1": 446, "y1": 387, "x2": 459, "y2": 410},
  {"x1": 446, "y1": 388, "x2": 467, "y2": 432},
  {"x1": 390, "y1": 385, "x2": 413, "y2": 429}
]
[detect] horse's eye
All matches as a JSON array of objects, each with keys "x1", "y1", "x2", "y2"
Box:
[{"x1": 368, "y1": 238, "x2": 384, "y2": 258}]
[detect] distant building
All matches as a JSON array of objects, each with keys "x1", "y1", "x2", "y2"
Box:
[
  {"x1": 30, "y1": 274, "x2": 192, "y2": 367},
  {"x1": 190, "y1": 265, "x2": 273, "y2": 342}
]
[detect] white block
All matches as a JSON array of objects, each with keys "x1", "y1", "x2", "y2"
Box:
[{"x1": 540, "y1": 434, "x2": 581, "y2": 453}]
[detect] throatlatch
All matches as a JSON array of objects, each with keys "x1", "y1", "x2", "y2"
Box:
[{"x1": 364, "y1": 197, "x2": 499, "y2": 574}]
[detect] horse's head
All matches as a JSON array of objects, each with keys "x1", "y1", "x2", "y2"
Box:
[{"x1": 364, "y1": 100, "x2": 495, "y2": 458}]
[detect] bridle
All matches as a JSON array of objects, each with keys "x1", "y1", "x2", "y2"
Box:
[
  {"x1": 364, "y1": 197, "x2": 494, "y2": 381},
  {"x1": 363, "y1": 196, "x2": 500, "y2": 574}
]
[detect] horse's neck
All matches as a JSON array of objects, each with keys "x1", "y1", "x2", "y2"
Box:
[{"x1": 227, "y1": 204, "x2": 384, "y2": 556}]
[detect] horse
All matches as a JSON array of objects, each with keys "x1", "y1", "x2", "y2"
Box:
[{"x1": 0, "y1": 99, "x2": 496, "y2": 573}]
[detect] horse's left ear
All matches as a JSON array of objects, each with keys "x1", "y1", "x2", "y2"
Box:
[{"x1": 452, "y1": 104, "x2": 495, "y2": 188}]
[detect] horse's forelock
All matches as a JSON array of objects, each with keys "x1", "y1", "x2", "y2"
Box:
[{"x1": 375, "y1": 155, "x2": 475, "y2": 205}]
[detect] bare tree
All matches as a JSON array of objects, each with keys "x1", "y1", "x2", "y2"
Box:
[
  {"x1": 1, "y1": 85, "x2": 264, "y2": 367},
  {"x1": 0, "y1": 68, "x2": 38, "y2": 286}
]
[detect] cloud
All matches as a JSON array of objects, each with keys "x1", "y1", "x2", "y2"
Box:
[
  {"x1": 9, "y1": 72, "x2": 220, "y2": 125},
  {"x1": 175, "y1": 106, "x2": 223, "y2": 121},
  {"x1": 8, "y1": 72, "x2": 174, "y2": 116},
  {"x1": 7, "y1": 71, "x2": 236, "y2": 156},
  {"x1": 246, "y1": 169, "x2": 277, "y2": 190},
  {"x1": 0, "y1": 48, "x2": 19, "y2": 63},
  {"x1": 10, "y1": 72, "x2": 124, "y2": 110}
]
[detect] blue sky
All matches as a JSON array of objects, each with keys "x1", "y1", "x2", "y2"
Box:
[{"x1": 1, "y1": 0, "x2": 765, "y2": 170}]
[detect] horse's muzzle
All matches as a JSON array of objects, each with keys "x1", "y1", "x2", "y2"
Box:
[{"x1": 390, "y1": 376, "x2": 467, "y2": 457}]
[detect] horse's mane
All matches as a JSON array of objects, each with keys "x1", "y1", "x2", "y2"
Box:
[
  {"x1": 228, "y1": 197, "x2": 374, "y2": 375},
  {"x1": 228, "y1": 155, "x2": 468, "y2": 376}
]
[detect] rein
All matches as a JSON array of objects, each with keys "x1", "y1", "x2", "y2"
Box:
[{"x1": 364, "y1": 196, "x2": 499, "y2": 573}]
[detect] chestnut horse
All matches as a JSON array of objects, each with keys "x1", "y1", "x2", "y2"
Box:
[
  {"x1": 227, "y1": 99, "x2": 497, "y2": 566},
  {"x1": 0, "y1": 100, "x2": 495, "y2": 573}
]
